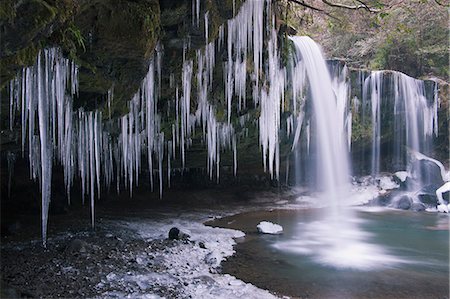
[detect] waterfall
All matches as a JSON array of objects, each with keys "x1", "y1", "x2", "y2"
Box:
[
  {"x1": 363, "y1": 71, "x2": 439, "y2": 178},
  {"x1": 285, "y1": 37, "x2": 398, "y2": 269},
  {"x1": 290, "y1": 36, "x2": 351, "y2": 204}
]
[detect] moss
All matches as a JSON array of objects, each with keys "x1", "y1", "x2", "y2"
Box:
[
  {"x1": 0, "y1": 44, "x2": 40, "y2": 88},
  {"x1": 0, "y1": 0, "x2": 16, "y2": 23}
]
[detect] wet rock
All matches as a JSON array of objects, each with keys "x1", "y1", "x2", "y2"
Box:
[
  {"x1": 411, "y1": 160, "x2": 444, "y2": 186},
  {"x1": 417, "y1": 194, "x2": 439, "y2": 206},
  {"x1": 411, "y1": 202, "x2": 426, "y2": 212},
  {"x1": 168, "y1": 227, "x2": 180, "y2": 240},
  {"x1": 65, "y1": 239, "x2": 89, "y2": 255},
  {"x1": 369, "y1": 193, "x2": 391, "y2": 206},
  {"x1": 395, "y1": 195, "x2": 412, "y2": 210},
  {"x1": 168, "y1": 227, "x2": 190, "y2": 240},
  {"x1": 417, "y1": 184, "x2": 440, "y2": 206}
]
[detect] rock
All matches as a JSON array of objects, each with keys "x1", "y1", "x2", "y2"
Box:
[
  {"x1": 168, "y1": 227, "x2": 190, "y2": 240},
  {"x1": 417, "y1": 194, "x2": 439, "y2": 206},
  {"x1": 65, "y1": 239, "x2": 89, "y2": 255},
  {"x1": 168, "y1": 227, "x2": 180, "y2": 240},
  {"x1": 395, "y1": 195, "x2": 412, "y2": 210},
  {"x1": 198, "y1": 242, "x2": 206, "y2": 249},
  {"x1": 204, "y1": 252, "x2": 218, "y2": 266},
  {"x1": 411, "y1": 202, "x2": 426, "y2": 212},
  {"x1": 370, "y1": 193, "x2": 392, "y2": 206},
  {"x1": 417, "y1": 184, "x2": 440, "y2": 206},
  {"x1": 193, "y1": 275, "x2": 217, "y2": 285},
  {"x1": 411, "y1": 160, "x2": 444, "y2": 186}
]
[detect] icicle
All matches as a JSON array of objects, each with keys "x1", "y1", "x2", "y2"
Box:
[
  {"x1": 88, "y1": 112, "x2": 95, "y2": 228},
  {"x1": 158, "y1": 133, "x2": 164, "y2": 198},
  {"x1": 37, "y1": 52, "x2": 53, "y2": 247}
]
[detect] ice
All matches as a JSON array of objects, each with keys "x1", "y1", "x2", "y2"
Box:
[
  {"x1": 259, "y1": 29, "x2": 284, "y2": 179},
  {"x1": 256, "y1": 221, "x2": 283, "y2": 234}
]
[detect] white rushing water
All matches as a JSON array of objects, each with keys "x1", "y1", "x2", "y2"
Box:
[
  {"x1": 363, "y1": 70, "x2": 439, "y2": 179},
  {"x1": 290, "y1": 36, "x2": 351, "y2": 206},
  {"x1": 286, "y1": 37, "x2": 402, "y2": 270}
]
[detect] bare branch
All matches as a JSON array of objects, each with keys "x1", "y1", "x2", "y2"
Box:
[
  {"x1": 321, "y1": 0, "x2": 380, "y2": 12},
  {"x1": 281, "y1": 0, "x2": 342, "y2": 21}
]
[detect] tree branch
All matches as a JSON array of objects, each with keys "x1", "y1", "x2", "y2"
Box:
[
  {"x1": 282, "y1": 0, "x2": 342, "y2": 21},
  {"x1": 321, "y1": 0, "x2": 380, "y2": 12}
]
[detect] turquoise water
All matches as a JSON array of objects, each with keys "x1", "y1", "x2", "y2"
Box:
[{"x1": 212, "y1": 208, "x2": 449, "y2": 298}]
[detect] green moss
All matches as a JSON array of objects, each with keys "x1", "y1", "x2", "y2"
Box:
[
  {"x1": 0, "y1": 44, "x2": 40, "y2": 88},
  {"x1": 0, "y1": 0, "x2": 16, "y2": 23}
]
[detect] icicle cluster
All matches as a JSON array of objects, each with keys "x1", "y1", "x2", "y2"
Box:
[{"x1": 9, "y1": 49, "x2": 78, "y2": 247}]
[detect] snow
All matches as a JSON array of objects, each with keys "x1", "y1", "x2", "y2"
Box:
[
  {"x1": 395, "y1": 171, "x2": 408, "y2": 182},
  {"x1": 436, "y1": 182, "x2": 450, "y2": 204},
  {"x1": 412, "y1": 151, "x2": 449, "y2": 182},
  {"x1": 437, "y1": 204, "x2": 449, "y2": 213},
  {"x1": 378, "y1": 176, "x2": 400, "y2": 190},
  {"x1": 257, "y1": 221, "x2": 283, "y2": 234},
  {"x1": 118, "y1": 216, "x2": 278, "y2": 299}
]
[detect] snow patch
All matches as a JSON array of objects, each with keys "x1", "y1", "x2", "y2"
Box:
[
  {"x1": 257, "y1": 221, "x2": 283, "y2": 234},
  {"x1": 118, "y1": 217, "x2": 278, "y2": 299},
  {"x1": 378, "y1": 176, "x2": 399, "y2": 190},
  {"x1": 395, "y1": 171, "x2": 408, "y2": 182},
  {"x1": 436, "y1": 182, "x2": 450, "y2": 204}
]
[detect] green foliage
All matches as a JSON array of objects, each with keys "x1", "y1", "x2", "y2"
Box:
[
  {"x1": 62, "y1": 24, "x2": 86, "y2": 54},
  {"x1": 298, "y1": 0, "x2": 448, "y2": 79}
]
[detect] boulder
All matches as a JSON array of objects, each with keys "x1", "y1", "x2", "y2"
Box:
[
  {"x1": 168, "y1": 227, "x2": 180, "y2": 240},
  {"x1": 417, "y1": 184, "x2": 440, "y2": 206},
  {"x1": 418, "y1": 194, "x2": 439, "y2": 206},
  {"x1": 168, "y1": 227, "x2": 190, "y2": 240},
  {"x1": 65, "y1": 239, "x2": 89, "y2": 255},
  {"x1": 411, "y1": 202, "x2": 426, "y2": 212},
  {"x1": 411, "y1": 160, "x2": 444, "y2": 186},
  {"x1": 394, "y1": 195, "x2": 412, "y2": 210}
]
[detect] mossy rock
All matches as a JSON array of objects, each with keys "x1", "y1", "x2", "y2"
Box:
[
  {"x1": 71, "y1": 0, "x2": 160, "y2": 113},
  {"x1": 0, "y1": 0, "x2": 57, "y2": 57}
]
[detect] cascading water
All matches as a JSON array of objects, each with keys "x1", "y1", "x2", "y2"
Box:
[
  {"x1": 281, "y1": 36, "x2": 397, "y2": 269},
  {"x1": 364, "y1": 71, "x2": 439, "y2": 176},
  {"x1": 289, "y1": 36, "x2": 350, "y2": 208}
]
